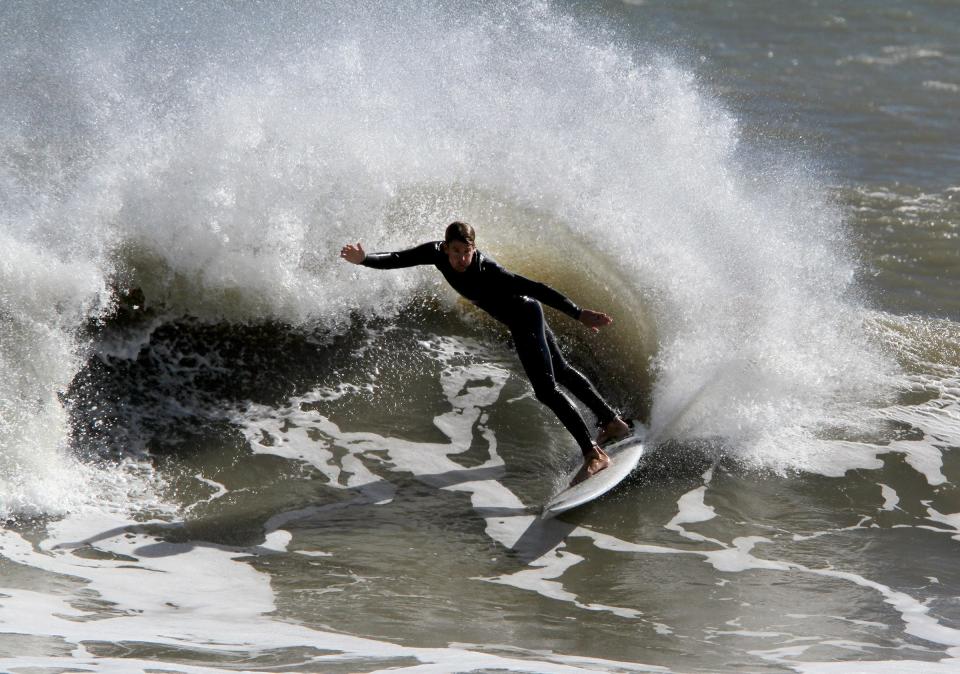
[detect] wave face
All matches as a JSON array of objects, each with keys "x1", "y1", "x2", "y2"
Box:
[{"x1": 0, "y1": 0, "x2": 892, "y2": 517}]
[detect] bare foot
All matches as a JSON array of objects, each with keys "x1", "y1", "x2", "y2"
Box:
[
  {"x1": 596, "y1": 417, "x2": 631, "y2": 446},
  {"x1": 571, "y1": 445, "x2": 611, "y2": 486}
]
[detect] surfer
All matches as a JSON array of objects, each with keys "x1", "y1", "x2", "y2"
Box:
[{"x1": 340, "y1": 221, "x2": 630, "y2": 478}]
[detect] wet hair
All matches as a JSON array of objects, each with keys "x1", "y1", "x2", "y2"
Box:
[{"x1": 444, "y1": 221, "x2": 476, "y2": 247}]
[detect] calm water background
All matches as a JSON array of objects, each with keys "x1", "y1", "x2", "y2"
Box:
[{"x1": 1, "y1": 1, "x2": 959, "y2": 672}]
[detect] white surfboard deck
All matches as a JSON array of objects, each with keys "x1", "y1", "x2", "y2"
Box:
[{"x1": 541, "y1": 425, "x2": 647, "y2": 519}]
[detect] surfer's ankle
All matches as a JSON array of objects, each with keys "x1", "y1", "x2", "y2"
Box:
[{"x1": 582, "y1": 442, "x2": 605, "y2": 458}]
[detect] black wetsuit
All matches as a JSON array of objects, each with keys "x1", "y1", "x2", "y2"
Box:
[{"x1": 362, "y1": 241, "x2": 618, "y2": 455}]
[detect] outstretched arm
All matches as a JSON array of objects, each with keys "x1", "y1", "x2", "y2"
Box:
[{"x1": 339, "y1": 241, "x2": 439, "y2": 269}]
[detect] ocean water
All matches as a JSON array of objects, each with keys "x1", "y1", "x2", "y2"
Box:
[{"x1": 1, "y1": 1, "x2": 958, "y2": 672}]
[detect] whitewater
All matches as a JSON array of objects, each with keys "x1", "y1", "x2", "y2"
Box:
[{"x1": 1, "y1": 1, "x2": 959, "y2": 671}]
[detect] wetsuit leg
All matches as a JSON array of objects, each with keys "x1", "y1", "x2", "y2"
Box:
[
  {"x1": 543, "y1": 327, "x2": 619, "y2": 427},
  {"x1": 509, "y1": 300, "x2": 595, "y2": 456}
]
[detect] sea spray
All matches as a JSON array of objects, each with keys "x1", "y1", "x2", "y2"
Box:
[
  {"x1": 0, "y1": 233, "x2": 115, "y2": 518},
  {"x1": 0, "y1": 1, "x2": 894, "y2": 517}
]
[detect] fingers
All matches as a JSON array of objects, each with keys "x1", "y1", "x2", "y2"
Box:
[
  {"x1": 582, "y1": 310, "x2": 613, "y2": 330},
  {"x1": 339, "y1": 241, "x2": 365, "y2": 263}
]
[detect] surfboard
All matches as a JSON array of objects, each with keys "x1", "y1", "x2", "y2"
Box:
[{"x1": 541, "y1": 424, "x2": 647, "y2": 519}]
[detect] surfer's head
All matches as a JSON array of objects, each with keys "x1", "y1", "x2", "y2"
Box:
[{"x1": 443, "y1": 221, "x2": 475, "y2": 272}]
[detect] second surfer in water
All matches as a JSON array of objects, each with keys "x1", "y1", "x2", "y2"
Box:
[{"x1": 340, "y1": 221, "x2": 630, "y2": 479}]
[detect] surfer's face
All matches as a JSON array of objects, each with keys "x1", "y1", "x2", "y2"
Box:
[{"x1": 445, "y1": 241, "x2": 475, "y2": 272}]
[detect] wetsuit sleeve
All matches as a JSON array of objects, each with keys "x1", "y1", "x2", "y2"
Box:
[
  {"x1": 361, "y1": 242, "x2": 441, "y2": 269},
  {"x1": 487, "y1": 263, "x2": 582, "y2": 320}
]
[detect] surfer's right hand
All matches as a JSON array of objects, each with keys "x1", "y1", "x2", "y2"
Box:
[
  {"x1": 340, "y1": 242, "x2": 366, "y2": 264},
  {"x1": 579, "y1": 309, "x2": 613, "y2": 333}
]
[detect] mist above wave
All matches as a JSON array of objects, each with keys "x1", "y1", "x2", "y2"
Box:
[{"x1": 0, "y1": 1, "x2": 898, "y2": 518}]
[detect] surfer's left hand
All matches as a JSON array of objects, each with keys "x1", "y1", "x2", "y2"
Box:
[{"x1": 579, "y1": 309, "x2": 613, "y2": 333}]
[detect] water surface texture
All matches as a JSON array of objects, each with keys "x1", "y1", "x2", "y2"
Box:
[{"x1": 1, "y1": 1, "x2": 959, "y2": 672}]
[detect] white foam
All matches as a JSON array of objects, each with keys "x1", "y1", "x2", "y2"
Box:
[
  {"x1": 0, "y1": 231, "x2": 119, "y2": 518},
  {"x1": 581, "y1": 520, "x2": 960, "y2": 657},
  {"x1": 793, "y1": 660, "x2": 960, "y2": 673},
  {"x1": 0, "y1": 0, "x2": 906, "y2": 516},
  {"x1": 6, "y1": 326, "x2": 951, "y2": 672},
  {"x1": 668, "y1": 487, "x2": 717, "y2": 528},
  {"x1": 664, "y1": 486, "x2": 720, "y2": 546},
  {"x1": 0, "y1": 512, "x2": 655, "y2": 674},
  {"x1": 2, "y1": 2, "x2": 957, "y2": 669},
  {"x1": 878, "y1": 484, "x2": 901, "y2": 511},
  {"x1": 239, "y1": 334, "x2": 960, "y2": 660},
  {"x1": 925, "y1": 508, "x2": 960, "y2": 542},
  {"x1": 238, "y1": 333, "x2": 645, "y2": 620}
]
